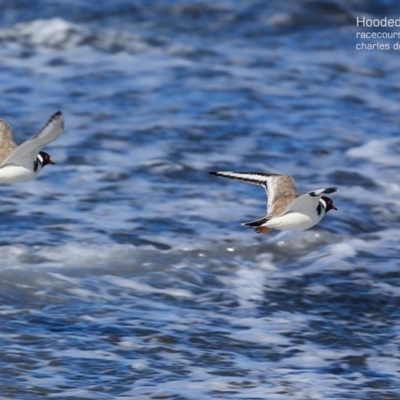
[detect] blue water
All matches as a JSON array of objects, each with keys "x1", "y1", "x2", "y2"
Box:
[{"x1": 0, "y1": 1, "x2": 400, "y2": 399}]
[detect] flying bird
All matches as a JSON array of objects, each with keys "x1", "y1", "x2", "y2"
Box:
[
  {"x1": 0, "y1": 111, "x2": 64, "y2": 184},
  {"x1": 209, "y1": 171, "x2": 338, "y2": 233}
]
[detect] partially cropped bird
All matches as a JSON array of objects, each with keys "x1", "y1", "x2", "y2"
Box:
[
  {"x1": 0, "y1": 111, "x2": 64, "y2": 184},
  {"x1": 209, "y1": 171, "x2": 338, "y2": 233}
]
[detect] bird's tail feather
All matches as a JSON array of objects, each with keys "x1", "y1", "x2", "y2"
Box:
[{"x1": 242, "y1": 217, "x2": 268, "y2": 227}]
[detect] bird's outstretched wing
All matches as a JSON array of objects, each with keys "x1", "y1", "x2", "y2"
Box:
[
  {"x1": 0, "y1": 119, "x2": 17, "y2": 162},
  {"x1": 209, "y1": 171, "x2": 299, "y2": 217}
]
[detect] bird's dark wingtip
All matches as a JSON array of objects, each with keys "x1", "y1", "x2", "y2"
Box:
[{"x1": 326, "y1": 187, "x2": 339, "y2": 194}]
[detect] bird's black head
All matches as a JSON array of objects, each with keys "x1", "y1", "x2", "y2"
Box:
[
  {"x1": 39, "y1": 151, "x2": 54, "y2": 167},
  {"x1": 321, "y1": 196, "x2": 337, "y2": 212}
]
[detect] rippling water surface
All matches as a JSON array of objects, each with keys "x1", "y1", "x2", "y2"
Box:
[{"x1": 1, "y1": 1, "x2": 400, "y2": 399}]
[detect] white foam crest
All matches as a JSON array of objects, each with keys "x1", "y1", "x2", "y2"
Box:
[
  {"x1": 284, "y1": 346, "x2": 353, "y2": 368},
  {"x1": 373, "y1": 228, "x2": 400, "y2": 242},
  {"x1": 105, "y1": 275, "x2": 193, "y2": 298},
  {"x1": 347, "y1": 137, "x2": 400, "y2": 167},
  {"x1": 367, "y1": 354, "x2": 400, "y2": 378},
  {"x1": 0, "y1": 17, "x2": 149, "y2": 53},
  {"x1": 370, "y1": 281, "x2": 400, "y2": 297},
  {"x1": 294, "y1": 238, "x2": 367, "y2": 274},
  {"x1": 57, "y1": 348, "x2": 127, "y2": 362},
  {"x1": 0, "y1": 242, "x2": 154, "y2": 270},
  {"x1": 1, "y1": 18, "x2": 83, "y2": 49},
  {"x1": 217, "y1": 262, "x2": 274, "y2": 306},
  {"x1": 225, "y1": 313, "x2": 311, "y2": 346},
  {"x1": 40, "y1": 242, "x2": 141, "y2": 267}
]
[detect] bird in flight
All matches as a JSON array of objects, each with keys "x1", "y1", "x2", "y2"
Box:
[
  {"x1": 0, "y1": 111, "x2": 64, "y2": 184},
  {"x1": 210, "y1": 171, "x2": 338, "y2": 233}
]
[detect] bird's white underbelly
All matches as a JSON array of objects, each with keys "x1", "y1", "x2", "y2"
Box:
[
  {"x1": 265, "y1": 212, "x2": 323, "y2": 231},
  {"x1": 0, "y1": 165, "x2": 35, "y2": 184}
]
